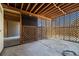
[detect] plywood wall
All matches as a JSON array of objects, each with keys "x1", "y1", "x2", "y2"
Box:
[{"x1": 4, "y1": 20, "x2": 20, "y2": 37}]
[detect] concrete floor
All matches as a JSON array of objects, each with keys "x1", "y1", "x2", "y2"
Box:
[{"x1": 2, "y1": 39, "x2": 79, "y2": 56}]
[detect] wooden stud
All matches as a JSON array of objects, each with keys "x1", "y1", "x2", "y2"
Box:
[
  {"x1": 20, "y1": 14, "x2": 23, "y2": 44},
  {"x1": 34, "y1": 3, "x2": 45, "y2": 14},
  {"x1": 30, "y1": 3, "x2": 38, "y2": 12}
]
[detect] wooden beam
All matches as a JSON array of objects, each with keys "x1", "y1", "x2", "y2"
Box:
[
  {"x1": 37, "y1": 3, "x2": 51, "y2": 14},
  {"x1": 42, "y1": 6, "x2": 57, "y2": 15},
  {"x1": 20, "y1": 14, "x2": 23, "y2": 44},
  {"x1": 60, "y1": 3, "x2": 71, "y2": 9},
  {"x1": 15, "y1": 3, "x2": 16, "y2": 8},
  {"x1": 26, "y1": 3, "x2": 30, "y2": 11},
  {"x1": 4, "y1": 8, "x2": 20, "y2": 14},
  {"x1": 46, "y1": 4, "x2": 76, "y2": 16},
  {"x1": 40, "y1": 4, "x2": 64, "y2": 15},
  {"x1": 53, "y1": 3, "x2": 66, "y2": 14},
  {"x1": 7, "y1": 3, "x2": 9, "y2": 6},
  {"x1": 48, "y1": 13, "x2": 64, "y2": 18},
  {"x1": 34, "y1": 3, "x2": 45, "y2": 14},
  {"x1": 5, "y1": 12, "x2": 20, "y2": 17},
  {"x1": 43, "y1": 11, "x2": 61, "y2": 19},
  {"x1": 62, "y1": 4, "x2": 78, "y2": 11},
  {"x1": 65, "y1": 5, "x2": 79, "y2": 13},
  {"x1": 50, "y1": 6, "x2": 79, "y2": 19},
  {"x1": 2, "y1": 4, "x2": 51, "y2": 20},
  {"x1": 30, "y1": 3, "x2": 38, "y2": 12},
  {"x1": 43, "y1": 7, "x2": 63, "y2": 17},
  {"x1": 40, "y1": 5, "x2": 54, "y2": 15},
  {"x1": 21, "y1": 3, "x2": 24, "y2": 10},
  {"x1": 56, "y1": 3, "x2": 64, "y2": 7}
]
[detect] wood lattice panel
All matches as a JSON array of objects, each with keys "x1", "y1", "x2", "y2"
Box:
[{"x1": 22, "y1": 26, "x2": 37, "y2": 43}]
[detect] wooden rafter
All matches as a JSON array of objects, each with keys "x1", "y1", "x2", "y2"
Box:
[
  {"x1": 2, "y1": 3, "x2": 79, "y2": 20},
  {"x1": 40, "y1": 3, "x2": 64, "y2": 15},
  {"x1": 40, "y1": 5, "x2": 54, "y2": 15},
  {"x1": 62, "y1": 4, "x2": 77, "y2": 11},
  {"x1": 37, "y1": 3, "x2": 51, "y2": 14},
  {"x1": 34, "y1": 3, "x2": 45, "y2": 14},
  {"x1": 53, "y1": 3, "x2": 66, "y2": 14},
  {"x1": 7, "y1": 3, "x2": 9, "y2": 6},
  {"x1": 30, "y1": 3, "x2": 38, "y2": 12},
  {"x1": 64, "y1": 4, "x2": 79, "y2": 13},
  {"x1": 15, "y1": 3, "x2": 16, "y2": 8},
  {"x1": 26, "y1": 3, "x2": 30, "y2": 11},
  {"x1": 44, "y1": 11, "x2": 61, "y2": 18},
  {"x1": 42, "y1": 4, "x2": 63, "y2": 15},
  {"x1": 21, "y1": 3, "x2": 24, "y2": 10},
  {"x1": 42, "y1": 6, "x2": 57, "y2": 15},
  {"x1": 2, "y1": 4, "x2": 51, "y2": 20},
  {"x1": 47, "y1": 12, "x2": 63, "y2": 18},
  {"x1": 43, "y1": 7, "x2": 62, "y2": 16},
  {"x1": 57, "y1": 3, "x2": 64, "y2": 7},
  {"x1": 60, "y1": 4, "x2": 71, "y2": 9}
]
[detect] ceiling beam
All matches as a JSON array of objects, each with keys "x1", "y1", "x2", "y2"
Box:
[
  {"x1": 53, "y1": 3, "x2": 66, "y2": 14},
  {"x1": 43, "y1": 7, "x2": 62, "y2": 16},
  {"x1": 40, "y1": 4, "x2": 64, "y2": 16},
  {"x1": 60, "y1": 3, "x2": 71, "y2": 9},
  {"x1": 26, "y1": 3, "x2": 30, "y2": 11},
  {"x1": 42, "y1": 7, "x2": 56, "y2": 15},
  {"x1": 15, "y1": 3, "x2": 16, "y2": 8},
  {"x1": 65, "y1": 5, "x2": 79, "y2": 13},
  {"x1": 43, "y1": 11, "x2": 62, "y2": 19},
  {"x1": 62, "y1": 4, "x2": 77, "y2": 11},
  {"x1": 40, "y1": 5, "x2": 54, "y2": 15},
  {"x1": 56, "y1": 3, "x2": 65, "y2": 7},
  {"x1": 7, "y1": 3, "x2": 9, "y2": 6},
  {"x1": 5, "y1": 12, "x2": 20, "y2": 18},
  {"x1": 40, "y1": 3, "x2": 65, "y2": 15},
  {"x1": 21, "y1": 3, "x2": 24, "y2": 10},
  {"x1": 2, "y1": 4, "x2": 51, "y2": 20},
  {"x1": 37, "y1": 3, "x2": 51, "y2": 14},
  {"x1": 30, "y1": 3, "x2": 38, "y2": 12},
  {"x1": 34, "y1": 3, "x2": 45, "y2": 14}
]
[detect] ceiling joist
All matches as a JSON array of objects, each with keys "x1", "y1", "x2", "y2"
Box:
[
  {"x1": 15, "y1": 3, "x2": 16, "y2": 8},
  {"x1": 21, "y1": 3, "x2": 24, "y2": 10},
  {"x1": 2, "y1": 4, "x2": 51, "y2": 20},
  {"x1": 2, "y1": 3, "x2": 79, "y2": 20},
  {"x1": 53, "y1": 3, "x2": 66, "y2": 15},
  {"x1": 26, "y1": 3, "x2": 30, "y2": 11},
  {"x1": 30, "y1": 3, "x2": 38, "y2": 12},
  {"x1": 40, "y1": 5, "x2": 54, "y2": 15},
  {"x1": 37, "y1": 3, "x2": 51, "y2": 14},
  {"x1": 34, "y1": 3, "x2": 45, "y2": 14},
  {"x1": 7, "y1": 3, "x2": 9, "y2": 6}
]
